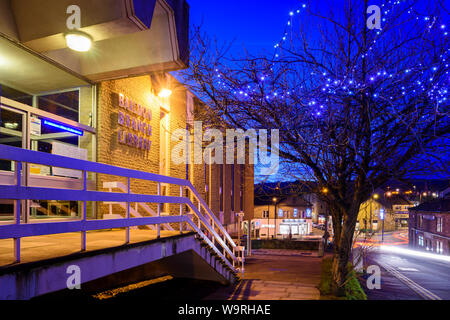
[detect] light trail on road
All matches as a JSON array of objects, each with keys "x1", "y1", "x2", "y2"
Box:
[{"x1": 379, "y1": 245, "x2": 450, "y2": 263}]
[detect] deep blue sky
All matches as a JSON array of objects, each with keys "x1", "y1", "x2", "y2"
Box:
[{"x1": 187, "y1": 0, "x2": 301, "y2": 56}]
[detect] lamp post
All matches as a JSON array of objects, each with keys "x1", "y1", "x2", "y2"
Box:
[
  {"x1": 383, "y1": 192, "x2": 390, "y2": 242},
  {"x1": 372, "y1": 193, "x2": 379, "y2": 236},
  {"x1": 321, "y1": 188, "x2": 329, "y2": 247},
  {"x1": 272, "y1": 197, "x2": 277, "y2": 239}
]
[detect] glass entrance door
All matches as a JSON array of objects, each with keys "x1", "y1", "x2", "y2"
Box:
[
  {"x1": 0, "y1": 105, "x2": 26, "y2": 223},
  {"x1": 0, "y1": 105, "x2": 26, "y2": 156}
]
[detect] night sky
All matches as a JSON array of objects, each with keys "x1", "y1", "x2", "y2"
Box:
[{"x1": 188, "y1": 0, "x2": 302, "y2": 56}]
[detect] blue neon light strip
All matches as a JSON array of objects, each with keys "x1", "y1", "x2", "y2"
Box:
[{"x1": 43, "y1": 120, "x2": 84, "y2": 136}]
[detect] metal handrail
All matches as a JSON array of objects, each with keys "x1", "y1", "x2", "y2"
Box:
[{"x1": 0, "y1": 144, "x2": 244, "y2": 275}]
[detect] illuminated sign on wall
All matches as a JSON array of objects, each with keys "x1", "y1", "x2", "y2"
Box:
[
  {"x1": 379, "y1": 208, "x2": 385, "y2": 220},
  {"x1": 117, "y1": 93, "x2": 153, "y2": 151},
  {"x1": 43, "y1": 120, "x2": 83, "y2": 136}
]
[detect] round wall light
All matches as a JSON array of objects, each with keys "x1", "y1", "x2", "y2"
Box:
[{"x1": 65, "y1": 30, "x2": 93, "y2": 52}]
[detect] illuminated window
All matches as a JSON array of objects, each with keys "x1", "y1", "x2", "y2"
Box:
[
  {"x1": 293, "y1": 208, "x2": 298, "y2": 218},
  {"x1": 436, "y1": 240, "x2": 443, "y2": 254},
  {"x1": 437, "y1": 217, "x2": 443, "y2": 233},
  {"x1": 418, "y1": 235, "x2": 424, "y2": 246},
  {"x1": 306, "y1": 208, "x2": 312, "y2": 218},
  {"x1": 278, "y1": 209, "x2": 283, "y2": 218}
]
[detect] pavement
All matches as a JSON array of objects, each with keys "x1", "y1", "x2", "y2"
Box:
[
  {"x1": 205, "y1": 249, "x2": 322, "y2": 300},
  {"x1": 0, "y1": 229, "x2": 185, "y2": 267}
]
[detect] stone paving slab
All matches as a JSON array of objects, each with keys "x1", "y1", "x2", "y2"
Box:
[
  {"x1": 205, "y1": 250, "x2": 322, "y2": 300},
  {"x1": 0, "y1": 229, "x2": 186, "y2": 266}
]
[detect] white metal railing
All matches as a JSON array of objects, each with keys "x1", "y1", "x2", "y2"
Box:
[
  {"x1": 102, "y1": 181, "x2": 174, "y2": 231},
  {"x1": 0, "y1": 144, "x2": 244, "y2": 276}
]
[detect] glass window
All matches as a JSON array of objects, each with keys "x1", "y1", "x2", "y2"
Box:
[
  {"x1": 306, "y1": 208, "x2": 312, "y2": 218},
  {"x1": 436, "y1": 241, "x2": 443, "y2": 254},
  {"x1": 418, "y1": 235, "x2": 424, "y2": 246},
  {"x1": 0, "y1": 84, "x2": 32, "y2": 105},
  {"x1": 0, "y1": 107, "x2": 25, "y2": 171},
  {"x1": 437, "y1": 217, "x2": 442, "y2": 233},
  {"x1": 37, "y1": 90, "x2": 79, "y2": 122}
]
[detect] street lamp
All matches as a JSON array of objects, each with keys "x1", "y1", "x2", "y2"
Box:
[{"x1": 321, "y1": 187, "x2": 329, "y2": 247}]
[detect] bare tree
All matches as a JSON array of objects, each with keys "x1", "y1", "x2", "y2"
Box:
[{"x1": 180, "y1": 0, "x2": 449, "y2": 295}]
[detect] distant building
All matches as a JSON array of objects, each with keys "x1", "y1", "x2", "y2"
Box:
[
  {"x1": 408, "y1": 198, "x2": 450, "y2": 255},
  {"x1": 357, "y1": 190, "x2": 414, "y2": 232},
  {"x1": 253, "y1": 194, "x2": 313, "y2": 239},
  {"x1": 302, "y1": 192, "x2": 329, "y2": 224},
  {"x1": 378, "y1": 179, "x2": 449, "y2": 204}
]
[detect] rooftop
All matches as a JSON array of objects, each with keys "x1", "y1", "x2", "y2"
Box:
[{"x1": 409, "y1": 198, "x2": 450, "y2": 213}]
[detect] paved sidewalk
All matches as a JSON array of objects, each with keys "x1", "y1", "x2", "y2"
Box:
[
  {"x1": 205, "y1": 250, "x2": 322, "y2": 300},
  {"x1": 0, "y1": 229, "x2": 185, "y2": 266}
]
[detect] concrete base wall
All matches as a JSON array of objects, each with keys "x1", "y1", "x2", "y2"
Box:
[{"x1": 0, "y1": 233, "x2": 237, "y2": 300}]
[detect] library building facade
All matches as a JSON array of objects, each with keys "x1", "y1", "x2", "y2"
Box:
[{"x1": 0, "y1": 0, "x2": 253, "y2": 235}]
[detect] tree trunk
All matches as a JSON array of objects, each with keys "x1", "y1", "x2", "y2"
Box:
[{"x1": 330, "y1": 207, "x2": 359, "y2": 296}]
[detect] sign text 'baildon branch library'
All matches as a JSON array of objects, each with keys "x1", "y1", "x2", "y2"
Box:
[{"x1": 118, "y1": 93, "x2": 153, "y2": 151}]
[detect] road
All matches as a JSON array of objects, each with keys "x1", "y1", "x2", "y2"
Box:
[{"x1": 357, "y1": 231, "x2": 450, "y2": 300}]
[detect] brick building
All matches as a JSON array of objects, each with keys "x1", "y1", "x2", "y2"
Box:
[
  {"x1": 356, "y1": 191, "x2": 413, "y2": 233},
  {"x1": 253, "y1": 189, "x2": 313, "y2": 239},
  {"x1": 408, "y1": 198, "x2": 450, "y2": 255}
]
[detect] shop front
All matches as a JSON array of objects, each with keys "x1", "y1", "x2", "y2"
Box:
[{"x1": 252, "y1": 218, "x2": 313, "y2": 239}]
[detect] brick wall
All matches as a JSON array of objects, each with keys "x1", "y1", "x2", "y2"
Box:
[{"x1": 95, "y1": 74, "x2": 254, "y2": 227}]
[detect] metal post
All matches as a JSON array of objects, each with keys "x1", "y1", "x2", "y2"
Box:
[
  {"x1": 180, "y1": 186, "x2": 183, "y2": 234},
  {"x1": 197, "y1": 202, "x2": 201, "y2": 229},
  {"x1": 247, "y1": 220, "x2": 251, "y2": 256},
  {"x1": 157, "y1": 182, "x2": 161, "y2": 239},
  {"x1": 232, "y1": 247, "x2": 235, "y2": 268},
  {"x1": 14, "y1": 162, "x2": 22, "y2": 263},
  {"x1": 212, "y1": 220, "x2": 215, "y2": 245},
  {"x1": 237, "y1": 214, "x2": 240, "y2": 247},
  {"x1": 81, "y1": 170, "x2": 87, "y2": 251},
  {"x1": 126, "y1": 177, "x2": 130, "y2": 244},
  {"x1": 274, "y1": 203, "x2": 277, "y2": 239}
]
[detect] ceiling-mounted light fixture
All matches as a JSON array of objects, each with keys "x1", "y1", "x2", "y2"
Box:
[{"x1": 65, "y1": 30, "x2": 93, "y2": 52}]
